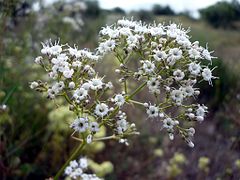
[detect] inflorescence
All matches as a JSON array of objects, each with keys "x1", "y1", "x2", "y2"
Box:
[{"x1": 31, "y1": 18, "x2": 217, "y2": 155}]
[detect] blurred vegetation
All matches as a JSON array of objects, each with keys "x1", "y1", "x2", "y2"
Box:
[
  {"x1": 199, "y1": 0, "x2": 240, "y2": 28},
  {"x1": 1, "y1": 0, "x2": 240, "y2": 179},
  {"x1": 152, "y1": 4, "x2": 175, "y2": 16}
]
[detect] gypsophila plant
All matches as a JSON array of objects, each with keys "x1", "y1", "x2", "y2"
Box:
[
  {"x1": 64, "y1": 157, "x2": 101, "y2": 180},
  {"x1": 30, "y1": 18, "x2": 217, "y2": 179}
]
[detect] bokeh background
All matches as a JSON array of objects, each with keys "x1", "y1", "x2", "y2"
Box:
[{"x1": 1, "y1": 0, "x2": 240, "y2": 179}]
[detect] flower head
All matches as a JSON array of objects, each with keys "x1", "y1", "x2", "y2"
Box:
[
  {"x1": 70, "y1": 117, "x2": 88, "y2": 133},
  {"x1": 95, "y1": 103, "x2": 109, "y2": 117}
]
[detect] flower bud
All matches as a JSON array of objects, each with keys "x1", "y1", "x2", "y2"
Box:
[{"x1": 115, "y1": 69, "x2": 121, "y2": 73}]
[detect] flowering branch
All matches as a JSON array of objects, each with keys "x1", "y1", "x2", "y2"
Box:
[
  {"x1": 30, "y1": 18, "x2": 218, "y2": 179},
  {"x1": 54, "y1": 141, "x2": 86, "y2": 180}
]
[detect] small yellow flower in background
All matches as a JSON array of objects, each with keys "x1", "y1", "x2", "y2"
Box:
[
  {"x1": 167, "y1": 152, "x2": 187, "y2": 178},
  {"x1": 235, "y1": 159, "x2": 240, "y2": 169},
  {"x1": 198, "y1": 156, "x2": 210, "y2": 173},
  {"x1": 154, "y1": 148, "x2": 164, "y2": 157}
]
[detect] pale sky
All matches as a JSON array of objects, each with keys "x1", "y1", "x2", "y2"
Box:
[
  {"x1": 45, "y1": 0, "x2": 235, "y2": 18},
  {"x1": 98, "y1": 0, "x2": 233, "y2": 18},
  {"x1": 99, "y1": 0, "x2": 228, "y2": 11}
]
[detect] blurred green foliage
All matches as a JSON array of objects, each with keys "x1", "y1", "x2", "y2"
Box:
[
  {"x1": 199, "y1": 0, "x2": 240, "y2": 28},
  {"x1": 152, "y1": 4, "x2": 175, "y2": 16}
]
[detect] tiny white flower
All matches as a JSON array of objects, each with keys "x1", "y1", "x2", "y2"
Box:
[
  {"x1": 47, "y1": 88, "x2": 57, "y2": 99},
  {"x1": 65, "y1": 166, "x2": 73, "y2": 175},
  {"x1": 169, "y1": 48, "x2": 182, "y2": 60},
  {"x1": 127, "y1": 35, "x2": 139, "y2": 46},
  {"x1": 95, "y1": 103, "x2": 109, "y2": 117},
  {"x1": 57, "y1": 53, "x2": 68, "y2": 61},
  {"x1": 34, "y1": 56, "x2": 42, "y2": 64},
  {"x1": 171, "y1": 89, "x2": 184, "y2": 103},
  {"x1": 105, "y1": 82, "x2": 113, "y2": 89},
  {"x1": 169, "y1": 133, "x2": 174, "y2": 140},
  {"x1": 166, "y1": 56, "x2": 176, "y2": 66},
  {"x1": 81, "y1": 82, "x2": 91, "y2": 90},
  {"x1": 79, "y1": 157, "x2": 88, "y2": 169},
  {"x1": 143, "y1": 103, "x2": 149, "y2": 107},
  {"x1": 202, "y1": 67, "x2": 216, "y2": 85},
  {"x1": 30, "y1": 81, "x2": 39, "y2": 89},
  {"x1": 146, "y1": 105, "x2": 159, "y2": 118},
  {"x1": 153, "y1": 50, "x2": 167, "y2": 61},
  {"x1": 98, "y1": 39, "x2": 115, "y2": 54},
  {"x1": 52, "y1": 81, "x2": 65, "y2": 92},
  {"x1": 189, "y1": 48, "x2": 201, "y2": 59},
  {"x1": 181, "y1": 85, "x2": 194, "y2": 97},
  {"x1": 189, "y1": 62, "x2": 201, "y2": 76},
  {"x1": 74, "y1": 168, "x2": 83, "y2": 176},
  {"x1": 89, "y1": 122, "x2": 99, "y2": 132},
  {"x1": 176, "y1": 35, "x2": 191, "y2": 47},
  {"x1": 188, "y1": 127, "x2": 195, "y2": 136},
  {"x1": 51, "y1": 57, "x2": 60, "y2": 65},
  {"x1": 147, "y1": 77, "x2": 160, "y2": 94},
  {"x1": 69, "y1": 82, "x2": 75, "y2": 89},
  {"x1": 173, "y1": 69, "x2": 185, "y2": 81},
  {"x1": 0, "y1": 104, "x2": 7, "y2": 110},
  {"x1": 41, "y1": 43, "x2": 51, "y2": 54},
  {"x1": 73, "y1": 88, "x2": 88, "y2": 101},
  {"x1": 63, "y1": 68, "x2": 74, "y2": 79},
  {"x1": 70, "y1": 160, "x2": 78, "y2": 168},
  {"x1": 119, "y1": 27, "x2": 132, "y2": 36},
  {"x1": 166, "y1": 24, "x2": 178, "y2": 38},
  {"x1": 90, "y1": 77, "x2": 103, "y2": 90},
  {"x1": 163, "y1": 117, "x2": 178, "y2": 130},
  {"x1": 159, "y1": 113, "x2": 165, "y2": 118},
  {"x1": 72, "y1": 61, "x2": 82, "y2": 67},
  {"x1": 50, "y1": 44, "x2": 62, "y2": 55},
  {"x1": 70, "y1": 117, "x2": 88, "y2": 133},
  {"x1": 188, "y1": 141, "x2": 195, "y2": 148},
  {"x1": 187, "y1": 113, "x2": 195, "y2": 119},
  {"x1": 142, "y1": 60, "x2": 155, "y2": 73},
  {"x1": 149, "y1": 26, "x2": 165, "y2": 36},
  {"x1": 86, "y1": 134, "x2": 92, "y2": 144},
  {"x1": 68, "y1": 46, "x2": 78, "y2": 57},
  {"x1": 117, "y1": 119, "x2": 128, "y2": 134},
  {"x1": 202, "y1": 48, "x2": 214, "y2": 62},
  {"x1": 119, "y1": 138, "x2": 129, "y2": 146},
  {"x1": 196, "y1": 105, "x2": 208, "y2": 118},
  {"x1": 196, "y1": 116, "x2": 204, "y2": 122},
  {"x1": 113, "y1": 94, "x2": 125, "y2": 106}
]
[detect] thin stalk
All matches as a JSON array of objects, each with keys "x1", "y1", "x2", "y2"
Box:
[
  {"x1": 54, "y1": 141, "x2": 86, "y2": 180},
  {"x1": 126, "y1": 81, "x2": 147, "y2": 100},
  {"x1": 55, "y1": 78, "x2": 147, "y2": 179},
  {"x1": 63, "y1": 92, "x2": 72, "y2": 105},
  {"x1": 72, "y1": 135, "x2": 117, "y2": 142},
  {"x1": 124, "y1": 80, "x2": 127, "y2": 93},
  {"x1": 128, "y1": 99, "x2": 145, "y2": 106}
]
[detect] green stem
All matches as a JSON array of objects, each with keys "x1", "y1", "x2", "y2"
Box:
[
  {"x1": 63, "y1": 92, "x2": 72, "y2": 105},
  {"x1": 128, "y1": 99, "x2": 145, "y2": 106},
  {"x1": 100, "y1": 81, "x2": 147, "y2": 127},
  {"x1": 124, "y1": 80, "x2": 127, "y2": 93},
  {"x1": 126, "y1": 81, "x2": 147, "y2": 100},
  {"x1": 94, "y1": 135, "x2": 117, "y2": 141},
  {"x1": 54, "y1": 141, "x2": 86, "y2": 180},
  {"x1": 55, "y1": 79, "x2": 147, "y2": 179}
]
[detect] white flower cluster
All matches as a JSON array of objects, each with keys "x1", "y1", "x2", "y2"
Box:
[
  {"x1": 31, "y1": 18, "x2": 217, "y2": 148},
  {"x1": 31, "y1": 39, "x2": 138, "y2": 145},
  {"x1": 97, "y1": 18, "x2": 218, "y2": 147},
  {"x1": 64, "y1": 157, "x2": 101, "y2": 180}
]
